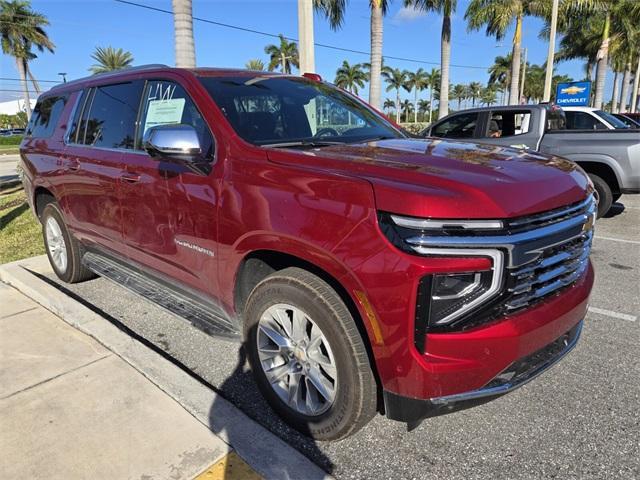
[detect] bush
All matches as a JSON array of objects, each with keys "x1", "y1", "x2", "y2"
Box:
[
  {"x1": 399, "y1": 122, "x2": 429, "y2": 135},
  {"x1": 0, "y1": 135, "x2": 22, "y2": 146}
]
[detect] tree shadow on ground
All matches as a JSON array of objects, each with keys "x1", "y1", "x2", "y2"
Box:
[{"x1": 0, "y1": 202, "x2": 28, "y2": 229}]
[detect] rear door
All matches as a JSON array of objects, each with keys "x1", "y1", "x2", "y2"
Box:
[
  {"x1": 119, "y1": 78, "x2": 219, "y2": 297},
  {"x1": 61, "y1": 81, "x2": 144, "y2": 253}
]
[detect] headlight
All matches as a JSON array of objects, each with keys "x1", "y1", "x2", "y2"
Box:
[{"x1": 379, "y1": 212, "x2": 505, "y2": 337}]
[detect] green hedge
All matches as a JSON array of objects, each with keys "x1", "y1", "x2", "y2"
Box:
[{"x1": 0, "y1": 135, "x2": 23, "y2": 146}]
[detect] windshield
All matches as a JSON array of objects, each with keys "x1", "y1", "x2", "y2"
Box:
[
  {"x1": 198, "y1": 75, "x2": 403, "y2": 146},
  {"x1": 595, "y1": 110, "x2": 631, "y2": 129}
]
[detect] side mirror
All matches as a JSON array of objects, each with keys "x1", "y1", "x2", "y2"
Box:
[{"x1": 143, "y1": 124, "x2": 201, "y2": 162}]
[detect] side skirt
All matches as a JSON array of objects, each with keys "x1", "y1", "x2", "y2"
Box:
[{"x1": 82, "y1": 251, "x2": 240, "y2": 340}]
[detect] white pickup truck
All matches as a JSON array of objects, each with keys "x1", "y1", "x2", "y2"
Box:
[{"x1": 423, "y1": 104, "x2": 640, "y2": 217}]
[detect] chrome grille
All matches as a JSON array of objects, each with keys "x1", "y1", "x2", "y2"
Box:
[
  {"x1": 505, "y1": 195, "x2": 594, "y2": 233},
  {"x1": 505, "y1": 230, "x2": 593, "y2": 311}
]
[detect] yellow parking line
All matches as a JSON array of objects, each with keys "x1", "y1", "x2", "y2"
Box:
[{"x1": 194, "y1": 451, "x2": 262, "y2": 480}]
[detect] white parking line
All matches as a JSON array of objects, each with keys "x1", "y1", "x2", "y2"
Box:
[
  {"x1": 594, "y1": 235, "x2": 640, "y2": 245},
  {"x1": 588, "y1": 307, "x2": 637, "y2": 322}
]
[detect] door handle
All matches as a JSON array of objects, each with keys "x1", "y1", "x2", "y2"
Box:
[
  {"x1": 66, "y1": 159, "x2": 80, "y2": 171},
  {"x1": 120, "y1": 172, "x2": 141, "y2": 183}
]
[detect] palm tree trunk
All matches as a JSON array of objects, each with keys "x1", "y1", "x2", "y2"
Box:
[
  {"x1": 297, "y1": 0, "x2": 315, "y2": 73},
  {"x1": 619, "y1": 60, "x2": 631, "y2": 113},
  {"x1": 396, "y1": 89, "x2": 400, "y2": 123},
  {"x1": 438, "y1": 14, "x2": 451, "y2": 119},
  {"x1": 414, "y1": 88, "x2": 418, "y2": 123},
  {"x1": 172, "y1": 0, "x2": 196, "y2": 68},
  {"x1": 16, "y1": 57, "x2": 32, "y2": 119},
  {"x1": 509, "y1": 15, "x2": 522, "y2": 105},
  {"x1": 611, "y1": 71, "x2": 619, "y2": 113},
  {"x1": 631, "y1": 55, "x2": 640, "y2": 113},
  {"x1": 428, "y1": 86, "x2": 433, "y2": 123},
  {"x1": 27, "y1": 66, "x2": 41, "y2": 95},
  {"x1": 281, "y1": 52, "x2": 287, "y2": 73},
  {"x1": 593, "y1": 14, "x2": 610, "y2": 109},
  {"x1": 369, "y1": 2, "x2": 383, "y2": 110}
]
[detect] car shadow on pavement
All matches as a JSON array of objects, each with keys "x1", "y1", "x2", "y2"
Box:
[
  {"x1": 28, "y1": 269, "x2": 334, "y2": 478},
  {"x1": 603, "y1": 202, "x2": 625, "y2": 218},
  {"x1": 208, "y1": 346, "x2": 334, "y2": 479}
]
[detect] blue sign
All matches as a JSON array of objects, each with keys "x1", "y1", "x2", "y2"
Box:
[{"x1": 556, "y1": 81, "x2": 591, "y2": 106}]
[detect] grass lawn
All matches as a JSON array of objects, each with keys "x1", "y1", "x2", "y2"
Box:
[
  {"x1": 0, "y1": 188, "x2": 45, "y2": 264},
  {"x1": 0, "y1": 146, "x2": 20, "y2": 155}
]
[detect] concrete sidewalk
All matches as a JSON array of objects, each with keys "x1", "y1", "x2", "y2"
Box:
[
  {"x1": 0, "y1": 257, "x2": 330, "y2": 480},
  {"x1": 0, "y1": 282, "x2": 246, "y2": 479}
]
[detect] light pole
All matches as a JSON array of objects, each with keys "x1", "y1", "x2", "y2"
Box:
[
  {"x1": 543, "y1": 0, "x2": 559, "y2": 102},
  {"x1": 58, "y1": 72, "x2": 67, "y2": 83}
]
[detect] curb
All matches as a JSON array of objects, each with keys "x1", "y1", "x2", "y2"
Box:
[{"x1": 0, "y1": 256, "x2": 332, "y2": 480}]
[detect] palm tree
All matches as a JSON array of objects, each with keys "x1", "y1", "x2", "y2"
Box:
[
  {"x1": 89, "y1": 46, "x2": 134, "y2": 74},
  {"x1": 480, "y1": 86, "x2": 497, "y2": 106},
  {"x1": 0, "y1": 0, "x2": 54, "y2": 119},
  {"x1": 488, "y1": 54, "x2": 511, "y2": 104},
  {"x1": 172, "y1": 0, "x2": 196, "y2": 68},
  {"x1": 404, "y1": 1, "x2": 457, "y2": 119},
  {"x1": 417, "y1": 99, "x2": 430, "y2": 121},
  {"x1": 424, "y1": 68, "x2": 440, "y2": 123},
  {"x1": 466, "y1": 0, "x2": 545, "y2": 105},
  {"x1": 405, "y1": 68, "x2": 428, "y2": 123},
  {"x1": 383, "y1": 98, "x2": 396, "y2": 115},
  {"x1": 467, "y1": 81, "x2": 483, "y2": 107},
  {"x1": 383, "y1": 68, "x2": 409, "y2": 123},
  {"x1": 265, "y1": 34, "x2": 299, "y2": 74},
  {"x1": 334, "y1": 60, "x2": 367, "y2": 95},
  {"x1": 315, "y1": 0, "x2": 392, "y2": 110},
  {"x1": 452, "y1": 84, "x2": 467, "y2": 110},
  {"x1": 245, "y1": 59, "x2": 265, "y2": 71},
  {"x1": 400, "y1": 99, "x2": 414, "y2": 123}
]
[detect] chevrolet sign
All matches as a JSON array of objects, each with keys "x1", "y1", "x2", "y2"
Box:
[{"x1": 556, "y1": 81, "x2": 591, "y2": 106}]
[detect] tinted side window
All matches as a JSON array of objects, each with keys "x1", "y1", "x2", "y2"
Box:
[
  {"x1": 565, "y1": 111, "x2": 603, "y2": 130},
  {"x1": 26, "y1": 95, "x2": 68, "y2": 138},
  {"x1": 488, "y1": 111, "x2": 531, "y2": 138},
  {"x1": 81, "y1": 82, "x2": 144, "y2": 149},
  {"x1": 138, "y1": 80, "x2": 214, "y2": 160},
  {"x1": 67, "y1": 90, "x2": 89, "y2": 143},
  {"x1": 431, "y1": 113, "x2": 479, "y2": 139}
]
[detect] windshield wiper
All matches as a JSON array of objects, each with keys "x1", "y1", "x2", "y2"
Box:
[
  {"x1": 348, "y1": 135, "x2": 399, "y2": 144},
  {"x1": 261, "y1": 140, "x2": 345, "y2": 149}
]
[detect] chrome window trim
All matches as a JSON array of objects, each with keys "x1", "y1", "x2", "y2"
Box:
[
  {"x1": 411, "y1": 247, "x2": 504, "y2": 325},
  {"x1": 391, "y1": 215, "x2": 503, "y2": 230},
  {"x1": 63, "y1": 90, "x2": 86, "y2": 145}
]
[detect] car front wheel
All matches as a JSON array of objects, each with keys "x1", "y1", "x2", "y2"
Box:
[{"x1": 244, "y1": 267, "x2": 377, "y2": 440}]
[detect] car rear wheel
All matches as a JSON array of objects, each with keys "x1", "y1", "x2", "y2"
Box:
[
  {"x1": 589, "y1": 173, "x2": 613, "y2": 218},
  {"x1": 244, "y1": 267, "x2": 377, "y2": 440},
  {"x1": 42, "y1": 203, "x2": 95, "y2": 283}
]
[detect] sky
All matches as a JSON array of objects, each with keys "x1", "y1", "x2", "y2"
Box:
[{"x1": 0, "y1": 0, "x2": 607, "y2": 105}]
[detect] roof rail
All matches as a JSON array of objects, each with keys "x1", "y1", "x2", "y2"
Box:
[{"x1": 49, "y1": 64, "x2": 171, "y2": 91}]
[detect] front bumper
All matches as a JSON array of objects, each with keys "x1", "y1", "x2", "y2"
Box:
[{"x1": 384, "y1": 319, "x2": 583, "y2": 425}]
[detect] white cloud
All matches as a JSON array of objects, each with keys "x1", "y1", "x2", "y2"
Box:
[{"x1": 393, "y1": 6, "x2": 427, "y2": 23}]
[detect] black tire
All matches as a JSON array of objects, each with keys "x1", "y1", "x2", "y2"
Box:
[
  {"x1": 589, "y1": 173, "x2": 613, "y2": 218},
  {"x1": 41, "y1": 202, "x2": 95, "y2": 283},
  {"x1": 244, "y1": 267, "x2": 377, "y2": 440}
]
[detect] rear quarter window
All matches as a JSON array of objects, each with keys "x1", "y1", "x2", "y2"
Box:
[{"x1": 25, "y1": 95, "x2": 68, "y2": 138}]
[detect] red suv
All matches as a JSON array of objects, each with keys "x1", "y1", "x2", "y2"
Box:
[{"x1": 21, "y1": 65, "x2": 595, "y2": 440}]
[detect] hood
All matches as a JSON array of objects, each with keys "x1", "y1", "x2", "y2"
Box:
[{"x1": 266, "y1": 138, "x2": 591, "y2": 219}]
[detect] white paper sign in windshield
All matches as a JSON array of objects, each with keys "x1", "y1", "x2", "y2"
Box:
[{"x1": 144, "y1": 98, "x2": 185, "y2": 133}]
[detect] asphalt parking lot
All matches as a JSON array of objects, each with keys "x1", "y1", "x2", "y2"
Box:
[{"x1": 43, "y1": 195, "x2": 640, "y2": 480}]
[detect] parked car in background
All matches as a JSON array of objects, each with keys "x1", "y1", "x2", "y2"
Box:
[
  {"x1": 22, "y1": 66, "x2": 595, "y2": 440},
  {"x1": 563, "y1": 106, "x2": 631, "y2": 130},
  {"x1": 423, "y1": 104, "x2": 640, "y2": 217},
  {"x1": 613, "y1": 113, "x2": 640, "y2": 128},
  {"x1": 10, "y1": 128, "x2": 25, "y2": 136}
]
